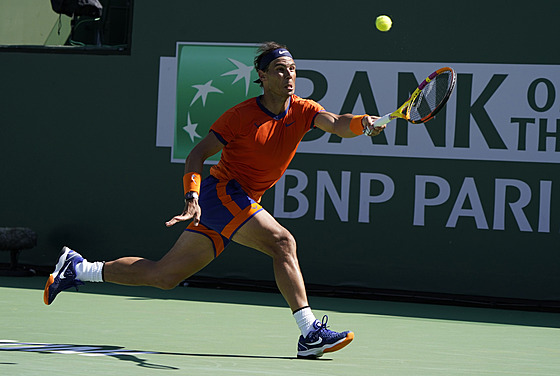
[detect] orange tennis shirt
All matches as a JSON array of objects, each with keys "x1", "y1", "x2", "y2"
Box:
[{"x1": 209, "y1": 95, "x2": 324, "y2": 202}]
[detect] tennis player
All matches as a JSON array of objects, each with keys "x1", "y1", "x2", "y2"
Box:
[{"x1": 44, "y1": 41, "x2": 385, "y2": 358}]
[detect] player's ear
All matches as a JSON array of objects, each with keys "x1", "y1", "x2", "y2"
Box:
[{"x1": 258, "y1": 69, "x2": 267, "y2": 83}]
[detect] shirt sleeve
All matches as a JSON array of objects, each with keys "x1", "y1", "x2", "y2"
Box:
[
  {"x1": 300, "y1": 98, "x2": 325, "y2": 130},
  {"x1": 210, "y1": 107, "x2": 240, "y2": 145}
]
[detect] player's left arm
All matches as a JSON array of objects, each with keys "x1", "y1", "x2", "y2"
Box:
[{"x1": 314, "y1": 111, "x2": 386, "y2": 138}]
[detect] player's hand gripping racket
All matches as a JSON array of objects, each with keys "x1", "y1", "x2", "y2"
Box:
[{"x1": 365, "y1": 67, "x2": 457, "y2": 135}]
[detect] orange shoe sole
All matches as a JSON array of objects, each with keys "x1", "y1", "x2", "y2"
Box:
[
  {"x1": 43, "y1": 274, "x2": 54, "y2": 305},
  {"x1": 324, "y1": 331, "x2": 354, "y2": 353}
]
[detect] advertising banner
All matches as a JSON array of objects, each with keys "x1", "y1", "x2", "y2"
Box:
[{"x1": 157, "y1": 43, "x2": 559, "y2": 299}]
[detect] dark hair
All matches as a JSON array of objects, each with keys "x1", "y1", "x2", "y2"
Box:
[{"x1": 253, "y1": 41, "x2": 288, "y2": 85}]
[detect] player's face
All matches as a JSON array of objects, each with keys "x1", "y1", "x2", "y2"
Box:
[{"x1": 261, "y1": 57, "x2": 296, "y2": 97}]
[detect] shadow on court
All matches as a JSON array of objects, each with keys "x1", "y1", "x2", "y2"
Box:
[
  {"x1": 2, "y1": 276, "x2": 559, "y2": 329},
  {"x1": 0, "y1": 340, "x2": 326, "y2": 370}
]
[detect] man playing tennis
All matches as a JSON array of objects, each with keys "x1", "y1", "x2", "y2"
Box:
[{"x1": 44, "y1": 41, "x2": 385, "y2": 358}]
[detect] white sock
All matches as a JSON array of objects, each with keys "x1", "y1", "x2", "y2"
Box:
[
  {"x1": 75, "y1": 259, "x2": 104, "y2": 282},
  {"x1": 293, "y1": 307, "x2": 317, "y2": 337}
]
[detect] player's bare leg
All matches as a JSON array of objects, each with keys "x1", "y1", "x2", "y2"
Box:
[
  {"x1": 44, "y1": 230, "x2": 216, "y2": 305},
  {"x1": 103, "y1": 230, "x2": 215, "y2": 289},
  {"x1": 232, "y1": 209, "x2": 354, "y2": 358},
  {"x1": 231, "y1": 209, "x2": 308, "y2": 311}
]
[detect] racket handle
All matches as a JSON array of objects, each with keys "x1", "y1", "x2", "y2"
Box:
[
  {"x1": 365, "y1": 113, "x2": 392, "y2": 136},
  {"x1": 373, "y1": 113, "x2": 392, "y2": 127}
]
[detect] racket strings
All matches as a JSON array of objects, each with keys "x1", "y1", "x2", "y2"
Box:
[{"x1": 409, "y1": 72, "x2": 452, "y2": 122}]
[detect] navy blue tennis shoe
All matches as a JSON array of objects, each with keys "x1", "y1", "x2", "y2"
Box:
[
  {"x1": 43, "y1": 247, "x2": 85, "y2": 305},
  {"x1": 297, "y1": 315, "x2": 354, "y2": 358}
]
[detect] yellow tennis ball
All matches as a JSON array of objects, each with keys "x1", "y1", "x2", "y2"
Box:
[{"x1": 376, "y1": 15, "x2": 392, "y2": 32}]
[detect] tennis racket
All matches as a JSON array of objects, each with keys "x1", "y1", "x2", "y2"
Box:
[{"x1": 366, "y1": 67, "x2": 456, "y2": 135}]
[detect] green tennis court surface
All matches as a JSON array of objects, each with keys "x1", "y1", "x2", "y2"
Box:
[{"x1": 1, "y1": 277, "x2": 559, "y2": 375}]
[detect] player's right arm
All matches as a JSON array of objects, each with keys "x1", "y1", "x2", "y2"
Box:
[
  {"x1": 165, "y1": 131, "x2": 225, "y2": 227},
  {"x1": 314, "y1": 111, "x2": 385, "y2": 138}
]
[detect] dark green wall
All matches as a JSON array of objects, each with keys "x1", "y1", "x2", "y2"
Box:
[{"x1": 1, "y1": 1, "x2": 559, "y2": 301}]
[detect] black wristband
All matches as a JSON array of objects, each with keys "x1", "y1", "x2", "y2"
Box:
[{"x1": 184, "y1": 191, "x2": 199, "y2": 200}]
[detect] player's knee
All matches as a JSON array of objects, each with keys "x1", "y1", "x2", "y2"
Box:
[
  {"x1": 147, "y1": 269, "x2": 183, "y2": 290},
  {"x1": 159, "y1": 282, "x2": 179, "y2": 290},
  {"x1": 273, "y1": 231, "x2": 297, "y2": 259},
  {"x1": 152, "y1": 276, "x2": 181, "y2": 290}
]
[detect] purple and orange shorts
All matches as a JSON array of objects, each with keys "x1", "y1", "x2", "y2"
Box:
[{"x1": 185, "y1": 176, "x2": 263, "y2": 257}]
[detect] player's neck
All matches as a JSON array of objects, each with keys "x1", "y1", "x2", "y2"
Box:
[{"x1": 259, "y1": 93, "x2": 291, "y2": 115}]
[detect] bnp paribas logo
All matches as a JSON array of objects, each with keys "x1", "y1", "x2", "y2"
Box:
[{"x1": 157, "y1": 43, "x2": 263, "y2": 163}]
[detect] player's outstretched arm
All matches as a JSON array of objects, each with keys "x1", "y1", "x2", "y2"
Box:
[{"x1": 314, "y1": 112, "x2": 386, "y2": 138}]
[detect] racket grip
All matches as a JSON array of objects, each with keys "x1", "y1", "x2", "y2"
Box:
[
  {"x1": 373, "y1": 114, "x2": 392, "y2": 127},
  {"x1": 365, "y1": 114, "x2": 392, "y2": 136}
]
